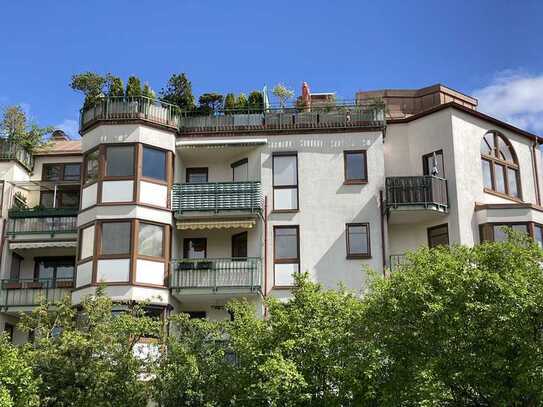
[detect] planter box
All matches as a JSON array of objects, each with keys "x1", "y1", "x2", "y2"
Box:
[
  {"x1": 4, "y1": 282, "x2": 22, "y2": 289},
  {"x1": 55, "y1": 280, "x2": 74, "y2": 289},
  {"x1": 25, "y1": 282, "x2": 43, "y2": 289}
]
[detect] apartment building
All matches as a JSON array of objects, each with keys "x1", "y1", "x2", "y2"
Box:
[{"x1": 0, "y1": 84, "x2": 541, "y2": 343}]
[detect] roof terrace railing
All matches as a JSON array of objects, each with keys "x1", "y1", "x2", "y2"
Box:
[{"x1": 0, "y1": 139, "x2": 34, "y2": 170}]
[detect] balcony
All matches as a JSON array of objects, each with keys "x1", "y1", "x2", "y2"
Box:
[
  {"x1": 0, "y1": 140, "x2": 34, "y2": 170},
  {"x1": 172, "y1": 182, "x2": 262, "y2": 225},
  {"x1": 79, "y1": 97, "x2": 386, "y2": 135},
  {"x1": 385, "y1": 176, "x2": 448, "y2": 224},
  {"x1": 79, "y1": 96, "x2": 180, "y2": 132},
  {"x1": 389, "y1": 254, "x2": 406, "y2": 273},
  {"x1": 0, "y1": 278, "x2": 73, "y2": 311},
  {"x1": 7, "y1": 207, "x2": 78, "y2": 237},
  {"x1": 170, "y1": 257, "x2": 262, "y2": 295}
]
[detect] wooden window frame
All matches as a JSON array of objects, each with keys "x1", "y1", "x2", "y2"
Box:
[
  {"x1": 137, "y1": 220, "x2": 166, "y2": 261},
  {"x1": 481, "y1": 131, "x2": 522, "y2": 201},
  {"x1": 98, "y1": 220, "x2": 133, "y2": 259},
  {"x1": 183, "y1": 237, "x2": 208, "y2": 259},
  {"x1": 104, "y1": 144, "x2": 137, "y2": 180},
  {"x1": 33, "y1": 256, "x2": 75, "y2": 282},
  {"x1": 479, "y1": 221, "x2": 541, "y2": 243},
  {"x1": 345, "y1": 223, "x2": 371, "y2": 259},
  {"x1": 231, "y1": 158, "x2": 249, "y2": 182},
  {"x1": 42, "y1": 163, "x2": 82, "y2": 182},
  {"x1": 272, "y1": 152, "x2": 299, "y2": 212},
  {"x1": 422, "y1": 149, "x2": 444, "y2": 177},
  {"x1": 83, "y1": 147, "x2": 100, "y2": 186},
  {"x1": 343, "y1": 150, "x2": 368, "y2": 185},
  {"x1": 427, "y1": 223, "x2": 450, "y2": 248},
  {"x1": 186, "y1": 168, "x2": 209, "y2": 184},
  {"x1": 141, "y1": 145, "x2": 168, "y2": 184},
  {"x1": 273, "y1": 225, "x2": 300, "y2": 287}
]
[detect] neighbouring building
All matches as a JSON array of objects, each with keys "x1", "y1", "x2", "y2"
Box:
[{"x1": 1, "y1": 83, "x2": 542, "y2": 343}]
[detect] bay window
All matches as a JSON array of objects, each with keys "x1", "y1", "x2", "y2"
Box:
[
  {"x1": 105, "y1": 146, "x2": 135, "y2": 177},
  {"x1": 142, "y1": 146, "x2": 166, "y2": 181}
]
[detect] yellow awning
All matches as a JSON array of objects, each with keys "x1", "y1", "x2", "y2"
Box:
[
  {"x1": 177, "y1": 219, "x2": 256, "y2": 230},
  {"x1": 9, "y1": 241, "x2": 77, "y2": 250}
]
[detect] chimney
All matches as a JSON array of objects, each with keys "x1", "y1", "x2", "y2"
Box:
[{"x1": 51, "y1": 130, "x2": 70, "y2": 141}]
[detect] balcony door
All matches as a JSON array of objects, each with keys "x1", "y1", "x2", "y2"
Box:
[
  {"x1": 232, "y1": 232, "x2": 248, "y2": 258},
  {"x1": 232, "y1": 159, "x2": 248, "y2": 182},
  {"x1": 183, "y1": 238, "x2": 207, "y2": 259}
]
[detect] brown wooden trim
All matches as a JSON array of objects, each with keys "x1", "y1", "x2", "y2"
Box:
[
  {"x1": 345, "y1": 223, "x2": 371, "y2": 259},
  {"x1": 130, "y1": 219, "x2": 138, "y2": 284},
  {"x1": 343, "y1": 150, "x2": 368, "y2": 184},
  {"x1": 83, "y1": 147, "x2": 100, "y2": 186},
  {"x1": 272, "y1": 152, "x2": 299, "y2": 211},
  {"x1": 427, "y1": 223, "x2": 449, "y2": 248},
  {"x1": 478, "y1": 221, "x2": 542, "y2": 243}
]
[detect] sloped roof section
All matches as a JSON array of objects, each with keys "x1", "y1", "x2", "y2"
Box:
[{"x1": 34, "y1": 139, "x2": 82, "y2": 156}]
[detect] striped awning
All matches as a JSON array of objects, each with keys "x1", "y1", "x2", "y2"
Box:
[
  {"x1": 9, "y1": 241, "x2": 77, "y2": 250},
  {"x1": 177, "y1": 219, "x2": 256, "y2": 230}
]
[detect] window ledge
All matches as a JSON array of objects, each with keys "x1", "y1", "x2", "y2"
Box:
[
  {"x1": 346, "y1": 254, "x2": 372, "y2": 260},
  {"x1": 343, "y1": 180, "x2": 368, "y2": 185},
  {"x1": 271, "y1": 209, "x2": 299, "y2": 214}
]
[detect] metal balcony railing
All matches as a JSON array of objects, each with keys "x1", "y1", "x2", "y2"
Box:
[
  {"x1": 79, "y1": 97, "x2": 386, "y2": 134},
  {"x1": 79, "y1": 96, "x2": 181, "y2": 131},
  {"x1": 0, "y1": 278, "x2": 74, "y2": 310},
  {"x1": 171, "y1": 257, "x2": 262, "y2": 292},
  {"x1": 7, "y1": 207, "x2": 78, "y2": 236},
  {"x1": 172, "y1": 181, "x2": 262, "y2": 214},
  {"x1": 0, "y1": 140, "x2": 34, "y2": 170},
  {"x1": 389, "y1": 254, "x2": 407, "y2": 273},
  {"x1": 385, "y1": 176, "x2": 448, "y2": 211}
]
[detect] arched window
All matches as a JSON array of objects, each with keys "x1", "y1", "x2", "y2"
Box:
[{"x1": 481, "y1": 131, "x2": 520, "y2": 198}]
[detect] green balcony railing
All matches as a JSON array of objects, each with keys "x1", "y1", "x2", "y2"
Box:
[
  {"x1": 385, "y1": 176, "x2": 448, "y2": 212},
  {"x1": 0, "y1": 278, "x2": 74, "y2": 310},
  {"x1": 171, "y1": 258, "x2": 262, "y2": 292},
  {"x1": 7, "y1": 208, "x2": 78, "y2": 236},
  {"x1": 80, "y1": 96, "x2": 181, "y2": 131},
  {"x1": 389, "y1": 254, "x2": 407, "y2": 273},
  {"x1": 0, "y1": 140, "x2": 34, "y2": 170},
  {"x1": 172, "y1": 181, "x2": 262, "y2": 214},
  {"x1": 80, "y1": 97, "x2": 386, "y2": 134}
]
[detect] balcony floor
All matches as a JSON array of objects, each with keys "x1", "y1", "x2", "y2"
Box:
[{"x1": 387, "y1": 205, "x2": 448, "y2": 224}]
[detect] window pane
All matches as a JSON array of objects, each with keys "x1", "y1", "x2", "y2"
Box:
[
  {"x1": 428, "y1": 224, "x2": 449, "y2": 248},
  {"x1": 106, "y1": 146, "x2": 134, "y2": 177},
  {"x1": 186, "y1": 169, "x2": 208, "y2": 183},
  {"x1": 37, "y1": 262, "x2": 55, "y2": 280},
  {"x1": 274, "y1": 188, "x2": 298, "y2": 210},
  {"x1": 80, "y1": 225, "x2": 95, "y2": 259},
  {"x1": 424, "y1": 151, "x2": 444, "y2": 177},
  {"x1": 184, "y1": 238, "x2": 206, "y2": 259},
  {"x1": 56, "y1": 264, "x2": 74, "y2": 280},
  {"x1": 101, "y1": 222, "x2": 131, "y2": 255},
  {"x1": 63, "y1": 164, "x2": 81, "y2": 181},
  {"x1": 60, "y1": 191, "x2": 80, "y2": 208},
  {"x1": 40, "y1": 192, "x2": 55, "y2": 208},
  {"x1": 534, "y1": 225, "x2": 543, "y2": 248},
  {"x1": 493, "y1": 224, "x2": 528, "y2": 242},
  {"x1": 85, "y1": 150, "x2": 99, "y2": 184},
  {"x1": 142, "y1": 147, "x2": 166, "y2": 181},
  {"x1": 43, "y1": 165, "x2": 61, "y2": 181},
  {"x1": 497, "y1": 137, "x2": 514, "y2": 162},
  {"x1": 494, "y1": 163, "x2": 506, "y2": 193},
  {"x1": 482, "y1": 159, "x2": 492, "y2": 189},
  {"x1": 273, "y1": 155, "x2": 297, "y2": 186},
  {"x1": 347, "y1": 225, "x2": 369, "y2": 255},
  {"x1": 345, "y1": 152, "x2": 366, "y2": 181},
  {"x1": 138, "y1": 223, "x2": 163, "y2": 257},
  {"x1": 275, "y1": 227, "x2": 299, "y2": 260},
  {"x1": 507, "y1": 168, "x2": 519, "y2": 197},
  {"x1": 481, "y1": 133, "x2": 494, "y2": 155}
]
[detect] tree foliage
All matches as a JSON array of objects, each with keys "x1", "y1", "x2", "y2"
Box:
[
  {"x1": 0, "y1": 106, "x2": 52, "y2": 152},
  {"x1": 0, "y1": 334, "x2": 40, "y2": 407},
  {"x1": 18, "y1": 289, "x2": 161, "y2": 407},
  {"x1": 198, "y1": 93, "x2": 224, "y2": 114},
  {"x1": 247, "y1": 91, "x2": 264, "y2": 112},
  {"x1": 272, "y1": 83, "x2": 294, "y2": 108},
  {"x1": 125, "y1": 76, "x2": 142, "y2": 98},
  {"x1": 224, "y1": 93, "x2": 236, "y2": 111},
  {"x1": 142, "y1": 83, "x2": 156, "y2": 101},
  {"x1": 107, "y1": 76, "x2": 124, "y2": 97},
  {"x1": 70, "y1": 72, "x2": 109, "y2": 108},
  {"x1": 160, "y1": 73, "x2": 195, "y2": 111},
  {"x1": 235, "y1": 93, "x2": 248, "y2": 110}
]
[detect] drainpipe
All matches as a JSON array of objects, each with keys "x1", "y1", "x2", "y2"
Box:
[
  {"x1": 379, "y1": 190, "x2": 386, "y2": 277},
  {"x1": 263, "y1": 196, "x2": 269, "y2": 317}
]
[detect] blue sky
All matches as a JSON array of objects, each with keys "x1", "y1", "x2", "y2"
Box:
[{"x1": 1, "y1": 0, "x2": 542, "y2": 137}]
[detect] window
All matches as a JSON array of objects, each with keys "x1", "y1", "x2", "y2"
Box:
[
  {"x1": 40, "y1": 187, "x2": 80, "y2": 208},
  {"x1": 100, "y1": 221, "x2": 131, "y2": 255},
  {"x1": 346, "y1": 223, "x2": 370, "y2": 258},
  {"x1": 232, "y1": 159, "x2": 249, "y2": 182},
  {"x1": 535, "y1": 224, "x2": 543, "y2": 248},
  {"x1": 84, "y1": 149, "x2": 99, "y2": 185},
  {"x1": 232, "y1": 232, "x2": 248, "y2": 258},
  {"x1": 273, "y1": 153, "x2": 298, "y2": 211},
  {"x1": 10, "y1": 254, "x2": 22, "y2": 280},
  {"x1": 344, "y1": 151, "x2": 367, "y2": 183},
  {"x1": 480, "y1": 223, "x2": 529, "y2": 242},
  {"x1": 43, "y1": 164, "x2": 62, "y2": 181},
  {"x1": 423, "y1": 150, "x2": 444, "y2": 177},
  {"x1": 106, "y1": 146, "x2": 135, "y2": 177},
  {"x1": 186, "y1": 168, "x2": 208, "y2": 183},
  {"x1": 183, "y1": 238, "x2": 207, "y2": 259},
  {"x1": 43, "y1": 163, "x2": 81, "y2": 182},
  {"x1": 480, "y1": 131, "x2": 520, "y2": 199},
  {"x1": 142, "y1": 146, "x2": 167, "y2": 181},
  {"x1": 274, "y1": 226, "x2": 300, "y2": 286},
  {"x1": 80, "y1": 225, "x2": 95, "y2": 260},
  {"x1": 63, "y1": 163, "x2": 81, "y2": 181},
  {"x1": 34, "y1": 257, "x2": 75, "y2": 282},
  {"x1": 428, "y1": 224, "x2": 449, "y2": 248},
  {"x1": 138, "y1": 222, "x2": 164, "y2": 258},
  {"x1": 187, "y1": 311, "x2": 207, "y2": 319}
]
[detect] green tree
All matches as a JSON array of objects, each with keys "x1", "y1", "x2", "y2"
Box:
[
  {"x1": 247, "y1": 91, "x2": 264, "y2": 112},
  {"x1": 198, "y1": 93, "x2": 224, "y2": 114},
  {"x1": 18, "y1": 290, "x2": 161, "y2": 407},
  {"x1": 235, "y1": 93, "x2": 248, "y2": 110},
  {"x1": 272, "y1": 83, "x2": 294, "y2": 108},
  {"x1": 70, "y1": 72, "x2": 108, "y2": 108},
  {"x1": 0, "y1": 334, "x2": 40, "y2": 407},
  {"x1": 125, "y1": 76, "x2": 142, "y2": 98},
  {"x1": 160, "y1": 73, "x2": 195, "y2": 111},
  {"x1": 362, "y1": 230, "x2": 543, "y2": 405},
  {"x1": 0, "y1": 106, "x2": 52, "y2": 152},
  {"x1": 107, "y1": 76, "x2": 124, "y2": 97},
  {"x1": 142, "y1": 83, "x2": 156, "y2": 101},
  {"x1": 224, "y1": 93, "x2": 236, "y2": 111}
]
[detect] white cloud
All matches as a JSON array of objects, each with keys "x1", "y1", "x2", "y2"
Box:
[
  {"x1": 54, "y1": 119, "x2": 79, "y2": 139},
  {"x1": 473, "y1": 71, "x2": 543, "y2": 134}
]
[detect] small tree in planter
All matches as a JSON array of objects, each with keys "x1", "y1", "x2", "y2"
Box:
[
  {"x1": 248, "y1": 91, "x2": 264, "y2": 113},
  {"x1": 224, "y1": 93, "x2": 236, "y2": 113},
  {"x1": 235, "y1": 93, "x2": 248, "y2": 111},
  {"x1": 0, "y1": 106, "x2": 52, "y2": 153},
  {"x1": 272, "y1": 83, "x2": 294, "y2": 109},
  {"x1": 125, "y1": 76, "x2": 142, "y2": 98},
  {"x1": 107, "y1": 76, "x2": 124, "y2": 98},
  {"x1": 70, "y1": 72, "x2": 108, "y2": 109}
]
